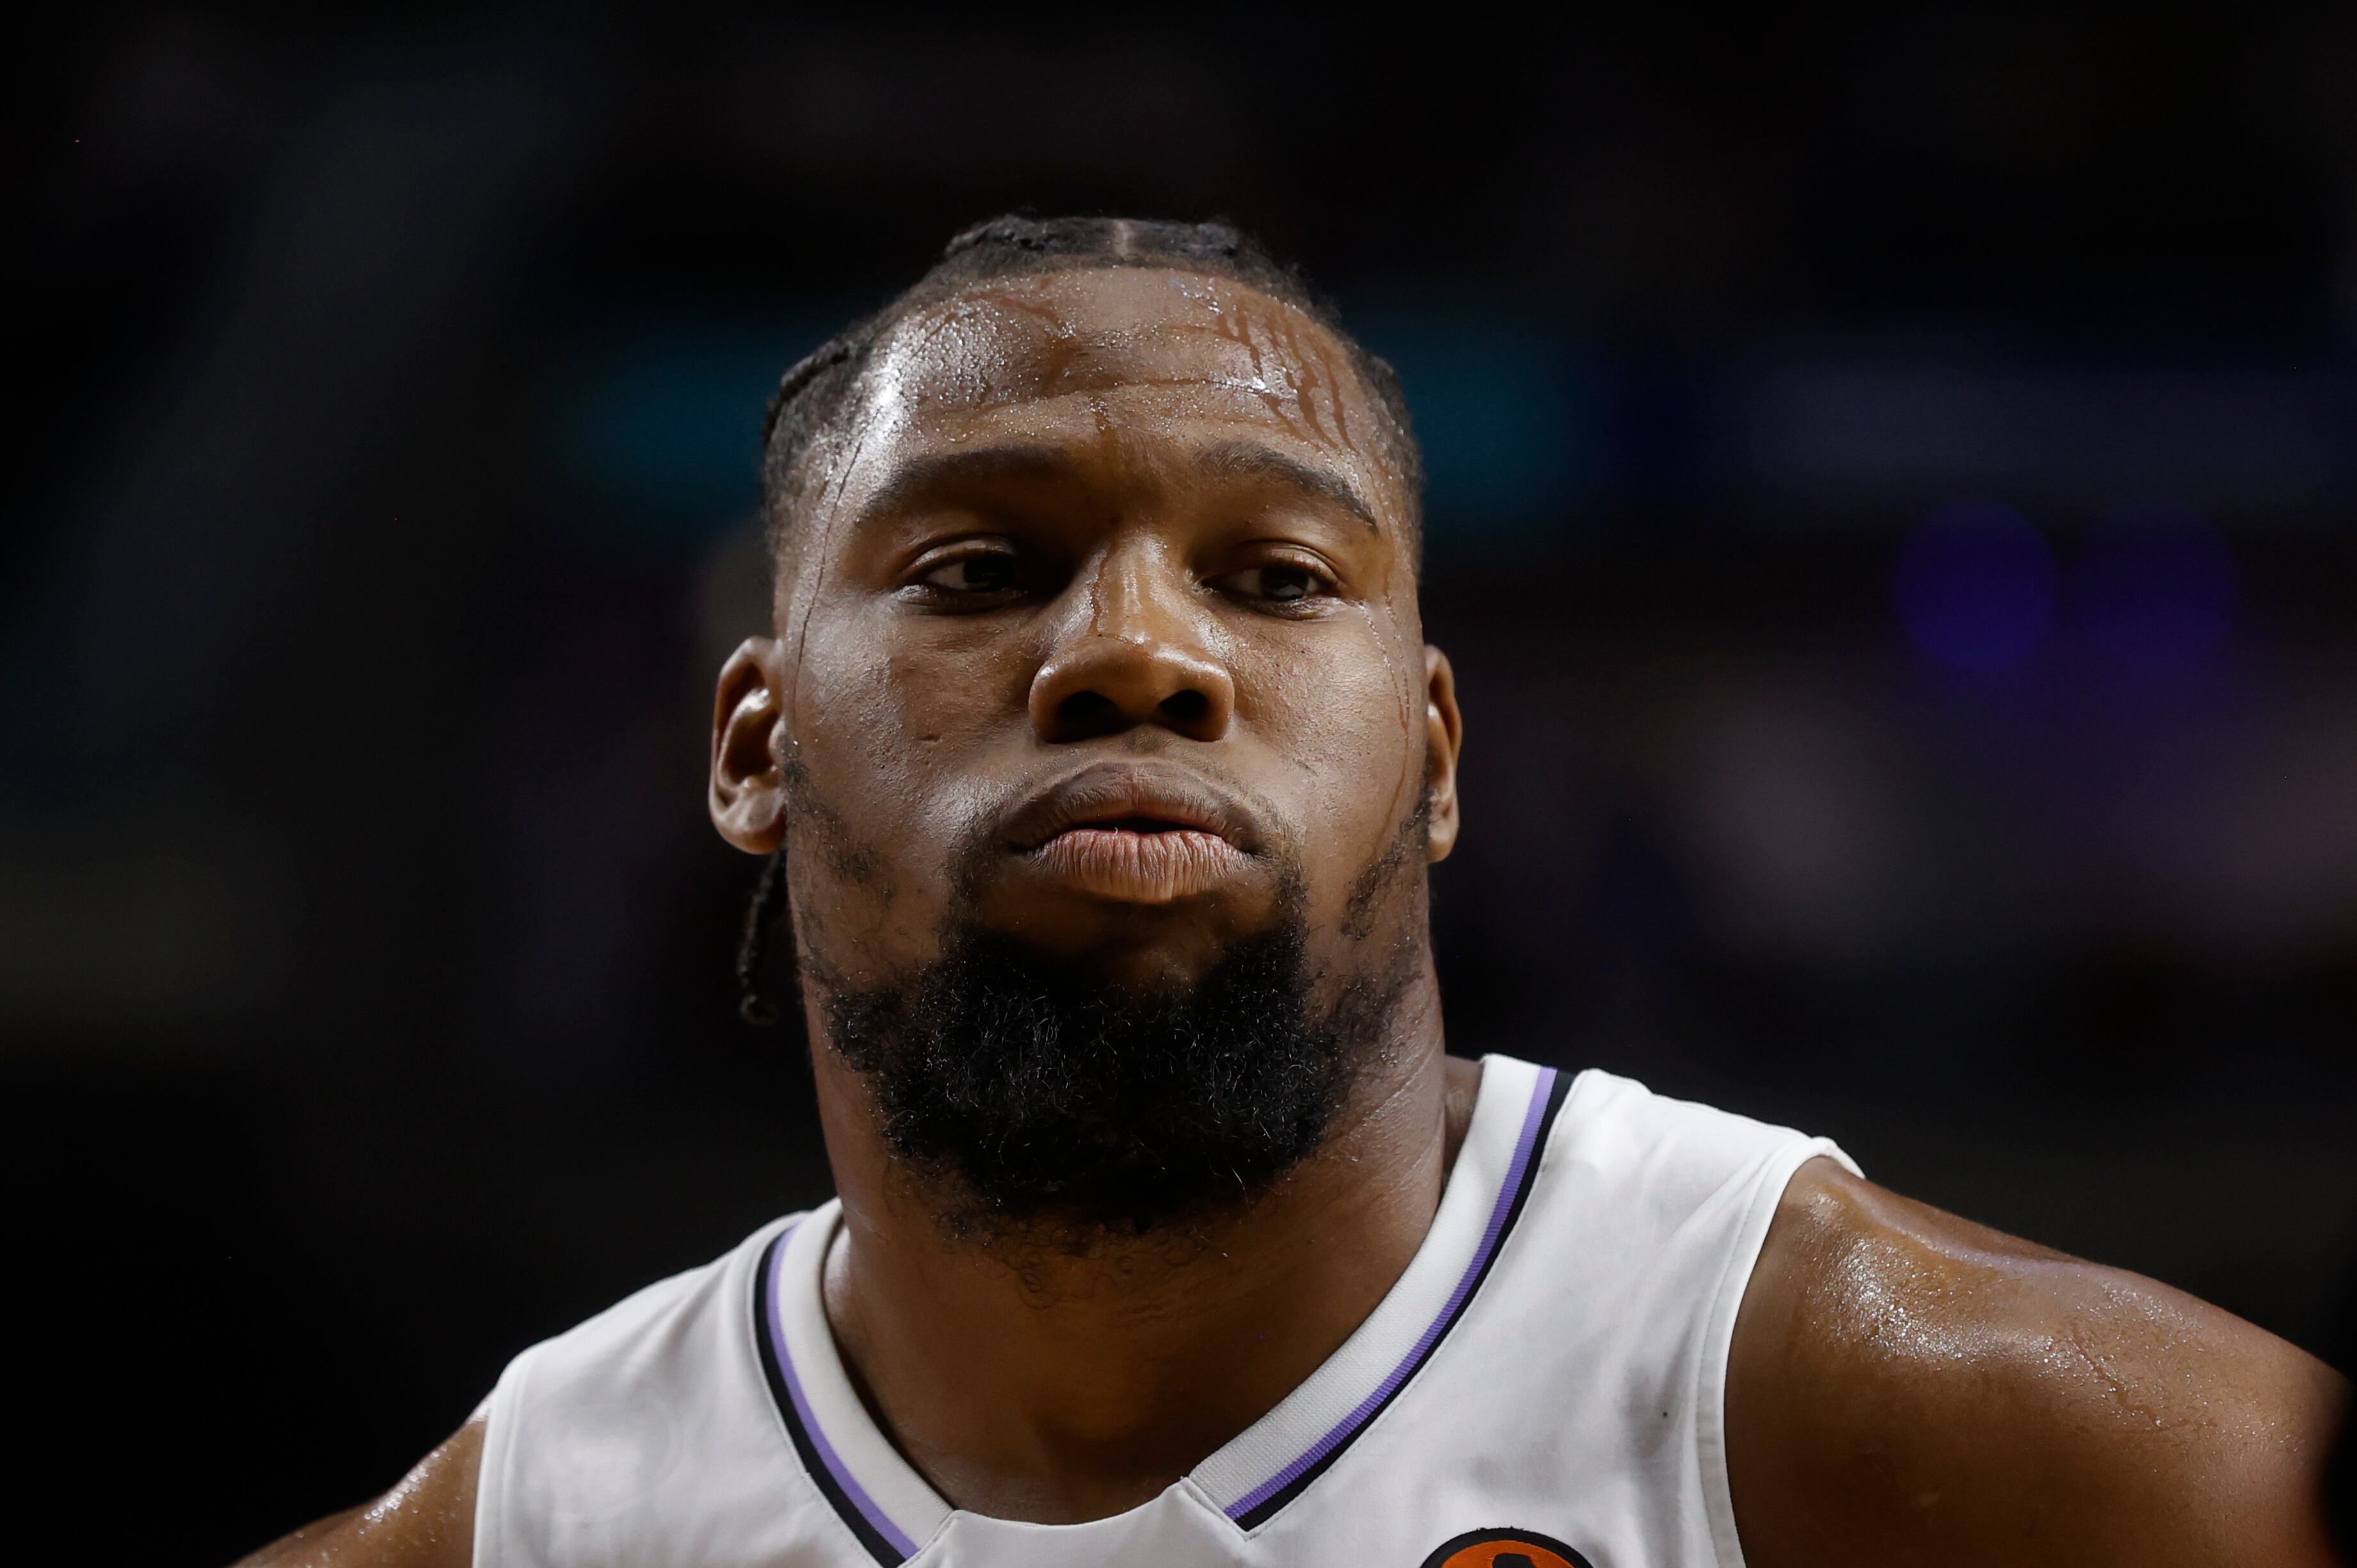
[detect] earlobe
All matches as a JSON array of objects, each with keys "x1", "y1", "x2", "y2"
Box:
[
  {"x1": 1423, "y1": 645, "x2": 1464, "y2": 863},
  {"x1": 710, "y1": 638, "x2": 788, "y2": 855}
]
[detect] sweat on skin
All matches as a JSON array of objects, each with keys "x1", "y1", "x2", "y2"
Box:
[
  {"x1": 233, "y1": 247, "x2": 2349, "y2": 1568},
  {"x1": 705, "y1": 266, "x2": 1472, "y2": 1518}
]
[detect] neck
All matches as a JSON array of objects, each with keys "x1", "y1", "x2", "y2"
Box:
[{"x1": 809, "y1": 966, "x2": 1473, "y2": 1525}]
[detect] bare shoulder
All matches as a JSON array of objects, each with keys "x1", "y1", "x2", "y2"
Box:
[
  {"x1": 1726, "y1": 1156, "x2": 2347, "y2": 1568},
  {"x1": 235, "y1": 1417, "x2": 482, "y2": 1568}
]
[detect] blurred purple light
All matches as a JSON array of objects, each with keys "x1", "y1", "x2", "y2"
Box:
[
  {"x1": 2075, "y1": 505, "x2": 2236, "y2": 672},
  {"x1": 1893, "y1": 502, "x2": 2059, "y2": 671}
]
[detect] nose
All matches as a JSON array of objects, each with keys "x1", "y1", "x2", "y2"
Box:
[{"x1": 1029, "y1": 548, "x2": 1235, "y2": 745}]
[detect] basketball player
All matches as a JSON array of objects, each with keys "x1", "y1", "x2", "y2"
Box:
[{"x1": 240, "y1": 217, "x2": 2348, "y2": 1568}]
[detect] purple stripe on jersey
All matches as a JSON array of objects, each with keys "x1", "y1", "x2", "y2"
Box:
[
  {"x1": 764, "y1": 1225, "x2": 922, "y2": 1560},
  {"x1": 1224, "y1": 1065, "x2": 1560, "y2": 1523}
]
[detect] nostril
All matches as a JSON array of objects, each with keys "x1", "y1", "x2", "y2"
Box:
[
  {"x1": 1056, "y1": 690, "x2": 1118, "y2": 731},
  {"x1": 1159, "y1": 689, "x2": 1210, "y2": 726}
]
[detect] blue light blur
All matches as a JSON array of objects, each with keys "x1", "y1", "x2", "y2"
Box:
[
  {"x1": 1349, "y1": 310, "x2": 1601, "y2": 548},
  {"x1": 1892, "y1": 502, "x2": 2060, "y2": 671},
  {"x1": 555, "y1": 313, "x2": 833, "y2": 547},
  {"x1": 2073, "y1": 504, "x2": 2236, "y2": 672}
]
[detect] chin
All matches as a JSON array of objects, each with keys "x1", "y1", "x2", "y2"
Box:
[{"x1": 975, "y1": 903, "x2": 1284, "y2": 997}]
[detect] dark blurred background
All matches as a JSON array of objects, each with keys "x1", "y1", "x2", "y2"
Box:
[{"x1": 7, "y1": 6, "x2": 2355, "y2": 1560}]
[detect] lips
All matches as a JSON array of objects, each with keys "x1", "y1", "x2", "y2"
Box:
[{"x1": 1004, "y1": 762, "x2": 1259, "y2": 904}]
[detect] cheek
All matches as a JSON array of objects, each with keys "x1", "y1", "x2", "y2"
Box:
[
  {"x1": 791, "y1": 605, "x2": 1031, "y2": 842},
  {"x1": 1234, "y1": 623, "x2": 1425, "y2": 894}
]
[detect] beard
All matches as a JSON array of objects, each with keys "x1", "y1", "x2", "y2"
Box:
[{"x1": 817, "y1": 884, "x2": 1414, "y2": 1243}]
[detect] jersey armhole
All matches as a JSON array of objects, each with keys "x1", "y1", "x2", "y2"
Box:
[
  {"x1": 469, "y1": 1343, "x2": 539, "y2": 1568},
  {"x1": 1694, "y1": 1135, "x2": 1859, "y2": 1568}
]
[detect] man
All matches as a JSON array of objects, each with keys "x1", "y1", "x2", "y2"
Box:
[{"x1": 243, "y1": 216, "x2": 2347, "y2": 1567}]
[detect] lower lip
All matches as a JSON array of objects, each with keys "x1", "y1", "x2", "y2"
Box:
[{"x1": 1028, "y1": 827, "x2": 1251, "y2": 902}]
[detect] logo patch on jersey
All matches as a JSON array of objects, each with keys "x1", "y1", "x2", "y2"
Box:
[{"x1": 1418, "y1": 1528, "x2": 1594, "y2": 1568}]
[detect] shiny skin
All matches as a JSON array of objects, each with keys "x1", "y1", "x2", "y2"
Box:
[
  {"x1": 713, "y1": 266, "x2": 1451, "y2": 999},
  {"x1": 236, "y1": 1418, "x2": 479, "y2": 1567},
  {"x1": 1731, "y1": 1159, "x2": 2347, "y2": 1567},
  {"x1": 721, "y1": 266, "x2": 1469, "y2": 1523},
  {"x1": 236, "y1": 269, "x2": 2346, "y2": 1565}
]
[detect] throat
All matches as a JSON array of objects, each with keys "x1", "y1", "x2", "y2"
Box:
[{"x1": 817, "y1": 1053, "x2": 1471, "y2": 1525}]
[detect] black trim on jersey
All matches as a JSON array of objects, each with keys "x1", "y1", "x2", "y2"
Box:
[
  {"x1": 751, "y1": 1232, "x2": 907, "y2": 1567},
  {"x1": 1231, "y1": 1068, "x2": 1574, "y2": 1531},
  {"x1": 1417, "y1": 1526, "x2": 1596, "y2": 1568}
]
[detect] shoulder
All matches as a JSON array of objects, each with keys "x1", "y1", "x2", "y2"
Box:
[
  {"x1": 491, "y1": 1211, "x2": 802, "y2": 1425},
  {"x1": 1544, "y1": 1066, "x2": 1829, "y2": 1179},
  {"x1": 1529, "y1": 1069, "x2": 1847, "y2": 1261},
  {"x1": 234, "y1": 1215, "x2": 809, "y2": 1568},
  {"x1": 1726, "y1": 1158, "x2": 2348, "y2": 1568},
  {"x1": 473, "y1": 1214, "x2": 820, "y2": 1567},
  {"x1": 234, "y1": 1419, "x2": 480, "y2": 1568}
]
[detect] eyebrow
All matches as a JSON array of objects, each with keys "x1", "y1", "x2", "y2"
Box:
[
  {"x1": 1194, "y1": 441, "x2": 1381, "y2": 534},
  {"x1": 852, "y1": 443, "x2": 1081, "y2": 523},
  {"x1": 847, "y1": 438, "x2": 1383, "y2": 537}
]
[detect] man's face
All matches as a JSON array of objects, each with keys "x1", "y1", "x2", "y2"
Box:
[{"x1": 712, "y1": 264, "x2": 1460, "y2": 1020}]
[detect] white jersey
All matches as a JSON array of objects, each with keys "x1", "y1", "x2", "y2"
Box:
[{"x1": 475, "y1": 1057, "x2": 1853, "y2": 1568}]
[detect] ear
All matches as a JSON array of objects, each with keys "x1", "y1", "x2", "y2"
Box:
[
  {"x1": 1423, "y1": 645, "x2": 1464, "y2": 862},
  {"x1": 710, "y1": 637, "x2": 788, "y2": 854}
]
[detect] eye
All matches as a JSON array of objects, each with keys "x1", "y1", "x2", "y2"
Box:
[
  {"x1": 1216, "y1": 561, "x2": 1333, "y2": 605},
  {"x1": 912, "y1": 547, "x2": 1022, "y2": 597}
]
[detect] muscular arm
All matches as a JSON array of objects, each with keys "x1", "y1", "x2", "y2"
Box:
[
  {"x1": 236, "y1": 1417, "x2": 481, "y2": 1568},
  {"x1": 1727, "y1": 1158, "x2": 2348, "y2": 1567}
]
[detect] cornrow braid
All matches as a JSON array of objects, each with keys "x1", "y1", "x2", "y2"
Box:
[
  {"x1": 734, "y1": 214, "x2": 1423, "y2": 1026},
  {"x1": 736, "y1": 845, "x2": 792, "y2": 1026},
  {"x1": 755, "y1": 213, "x2": 1423, "y2": 575}
]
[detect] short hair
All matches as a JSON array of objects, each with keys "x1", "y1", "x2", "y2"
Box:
[{"x1": 758, "y1": 214, "x2": 1424, "y2": 569}]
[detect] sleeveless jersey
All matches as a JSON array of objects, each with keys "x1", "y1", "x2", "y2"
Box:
[{"x1": 474, "y1": 1057, "x2": 1854, "y2": 1568}]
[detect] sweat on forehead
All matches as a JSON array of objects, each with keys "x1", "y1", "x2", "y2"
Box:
[
  {"x1": 760, "y1": 251, "x2": 1424, "y2": 573},
  {"x1": 872, "y1": 270, "x2": 1387, "y2": 462}
]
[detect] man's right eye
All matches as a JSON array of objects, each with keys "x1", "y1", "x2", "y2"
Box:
[{"x1": 916, "y1": 551, "x2": 1020, "y2": 595}]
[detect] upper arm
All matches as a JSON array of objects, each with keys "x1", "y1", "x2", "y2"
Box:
[
  {"x1": 1726, "y1": 1157, "x2": 2348, "y2": 1568},
  {"x1": 236, "y1": 1416, "x2": 482, "y2": 1568}
]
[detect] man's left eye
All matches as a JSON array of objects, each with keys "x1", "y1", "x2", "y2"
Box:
[{"x1": 1221, "y1": 564, "x2": 1328, "y2": 603}]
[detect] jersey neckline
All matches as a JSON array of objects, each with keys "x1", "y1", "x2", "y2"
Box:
[{"x1": 751, "y1": 1055, "x2": 1568, "y2": 1564}]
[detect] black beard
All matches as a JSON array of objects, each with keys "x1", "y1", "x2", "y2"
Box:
[{"x1": 820, "y1": 914, "x2": 1401, "y2": 1241}]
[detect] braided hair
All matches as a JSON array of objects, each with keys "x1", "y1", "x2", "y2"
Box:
[{"x1": 735, "y1": 214, "x2": 1423, "y2": 1025}]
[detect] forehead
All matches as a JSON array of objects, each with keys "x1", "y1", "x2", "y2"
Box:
[{"x1": 846, "y1": 268, "x2": 1409, "y2": 518}]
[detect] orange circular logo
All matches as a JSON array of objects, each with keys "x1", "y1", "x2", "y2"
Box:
[{"x1": 1419, "y1": 1528, "x2": 1594, "y2": 1568}]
